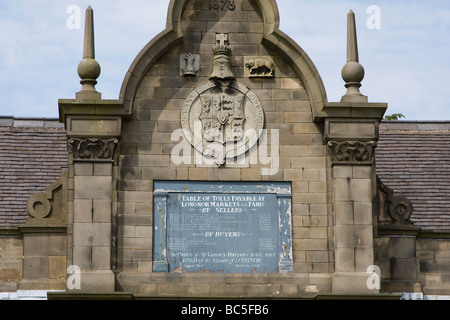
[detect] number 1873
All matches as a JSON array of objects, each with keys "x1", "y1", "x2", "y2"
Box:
[{"x1": 209, "y1": 0, "x2": 236, "y2": 11}]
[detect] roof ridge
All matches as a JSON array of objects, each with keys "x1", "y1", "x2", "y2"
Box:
[
  {"x1": 0, "y1": 117, "x2": 63, "y2": 129},
  {"x1": 380, "y1": 121, "x2": 450, "y2": 132}
]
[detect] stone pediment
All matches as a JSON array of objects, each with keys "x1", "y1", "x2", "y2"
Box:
[{"x1": 118, "y1": 0, "x2": 328, "y2": 121}]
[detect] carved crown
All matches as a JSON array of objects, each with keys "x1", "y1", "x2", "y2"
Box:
[{"x1": 212, "y1": 45, "x2": 232, "y2": 56}]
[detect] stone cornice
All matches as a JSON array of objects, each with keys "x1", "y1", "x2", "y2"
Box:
[
  {"x1": 316, "y1": 102, "x2": 388, "y2": 122},
  {"x1": 58, "y1": 99, "x2": 129, "y2": 124}
]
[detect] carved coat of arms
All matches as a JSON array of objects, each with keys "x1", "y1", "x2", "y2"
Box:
[
  {"x1": 181, "y1": 34, "x2": 264, "y2": 166},
  {"x1": 200, "y1": 94, "x2": 245, "y2": 144},
  {"x1": 181, "y1": 80, "x2": 264, "y2": 166}
]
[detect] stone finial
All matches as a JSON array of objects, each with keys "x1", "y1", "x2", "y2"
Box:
[
  {"x1": 341, "y1": 10, "x2": 367, "y2": 103},
  {"x1": 76, "y1": 6, "x2": 101, "y2": 100}
]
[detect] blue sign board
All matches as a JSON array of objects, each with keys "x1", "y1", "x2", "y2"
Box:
[{"x1": 153, "y1": 181, "x2": 293, "y2": 274}]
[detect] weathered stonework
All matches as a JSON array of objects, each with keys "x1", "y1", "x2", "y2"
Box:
[
  {"x1": 17, "y1": 172, "x2": 68, "y2": 291},
  {"x1": 245, "y1": 57, "x2": 275, "y2": 78},
  {"x1": 8, "y1": 0, "x2": 450, "y2": 301},
  {"x1": 114, "y1": 0, "x2": 337, "y2": 297},
  {"x1": 68, "y1": 138, "x2": 119, "y2": 162},
  {"x1": 377, "y1": 177, "x2": 414, "y2": 225},
  {"x1": 327, "y1": 140, "x2": 377, "y2": 165},
  {"x1": 180, "y1": 53, "x2": 200, "y2": 77},
  {"x1": 0, "y1": 236, "x2": 23, "y2": 292},
  {"x1": 180, "y1": 80, "x2": 265, "y2": 165}
]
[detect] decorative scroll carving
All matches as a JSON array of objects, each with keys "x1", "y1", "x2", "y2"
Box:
[
  {"x1": 327, "y1": 140, "x2": 376, "y2": 165},
  {"x1": 24, "y1": 172, "x2": 68, "y2": 227},
  {"x1": 68, "y1": 138, "x2": 118, "y2": 161},
  {"x1": 377, "y1": 176, "x2": 414, "y2": 225},
  {"x1": 245, "y1": 58, "x2": 274, "y2": 78}
]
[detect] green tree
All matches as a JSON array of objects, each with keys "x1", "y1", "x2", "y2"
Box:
[{"x1": 383, "y1": 113, "x2": 405, "y2": 121}]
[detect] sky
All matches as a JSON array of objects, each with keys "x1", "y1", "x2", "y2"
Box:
[{"x1": 0, "y1": 0, "x2": 450, "y2": 120}]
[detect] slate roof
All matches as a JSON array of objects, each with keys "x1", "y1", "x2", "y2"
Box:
[
  {"x1": 0, "y1": 117, "x2": 68, "y2": 228},
  {"x1": 376, "y1": 121, "x2": 450, "y2": 232},
  {"x1": 0, "y1": 118, "x2": 449, "y2": 233}
]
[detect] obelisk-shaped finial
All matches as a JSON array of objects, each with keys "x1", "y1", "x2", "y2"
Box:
[
  {"x1": 341, "y1": 10, "x2": 367, "y2": 103},
  {"x1": 76, "y1": 6, "x2": 101, "y2": 100}
]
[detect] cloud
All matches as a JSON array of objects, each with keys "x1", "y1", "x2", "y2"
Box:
[
  {"x1": 0, "y1": 0, "x2": 449, "y2": 120},
  {"x1": 0, "y1": 0, "x2": 171, "y2": 117},
  {"x1": 278, "y1": 0, "x2": 450, "y2": 120}
]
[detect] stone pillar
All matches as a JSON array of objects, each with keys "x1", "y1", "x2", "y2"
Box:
[
  {"x1": 71, "y1": 159, "x2": 115, "y2": 292},
  {"x1": 65, "y1": 119, "x2": 121, "y2": 293},
  {"x1": 320, "y1": 10, "x2": 387, "y2": 295},
  {"x1": 331, "y1": 164, "x2": 376, "y2": 293},
  {"x1": 58, "y1": 6, "x2": 127, "y2": 294},
  {"x1": 325, "y1": 120, "x2": 380, "y2": 294}
]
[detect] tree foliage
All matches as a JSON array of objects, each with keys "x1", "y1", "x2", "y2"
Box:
[{"x1": 383, "y1": 113, "x2": 405, "y2": 121}]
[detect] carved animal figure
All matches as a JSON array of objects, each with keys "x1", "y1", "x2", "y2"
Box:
[{"x1": 245, "y1": 58, "x2": 274, "y2": 77}]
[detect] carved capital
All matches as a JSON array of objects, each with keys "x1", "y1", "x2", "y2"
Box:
[
  {"x1": 68, "y1": 138, "x2": 118, "y2": 162},
  {"x1": 327, "y1": 140, "x2": 376, "y2": 165}
]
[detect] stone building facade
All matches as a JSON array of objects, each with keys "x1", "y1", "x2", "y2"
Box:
[{"x1": 1, "y1": 0, "x2": 449, "y2": 300}]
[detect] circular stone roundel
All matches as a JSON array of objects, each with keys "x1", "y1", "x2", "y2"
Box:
[{"x1": 181, "y1": 79, "x2": 264, "y2": 166}]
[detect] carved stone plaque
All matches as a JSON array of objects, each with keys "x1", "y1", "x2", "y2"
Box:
[
  {"x1": 180, "y1": 53, "x2": 200, "y2": 77},
  {"x1": 181, "y1": 80, "x2": 264, "y2": 165},
  {"x1": 153, "y1": 181, "x2": 293, "y2": 274},
  {"x1": 244, "y1": 56, "x2": 275, "y2": 78},
  {"x1": 167, "y1": 192, "x2": 279, "y2": 273}
]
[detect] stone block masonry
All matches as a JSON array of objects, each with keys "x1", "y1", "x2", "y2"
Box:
[
  {"x1": 116, "y1": 0, "x2": 336, "y2": 296},
  {"x1": 1, "y1": 0, "x2": 449, "y2": 299},
  {"x1": 0, "y1": 0, "x2": 409, "y2": 300}
]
